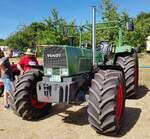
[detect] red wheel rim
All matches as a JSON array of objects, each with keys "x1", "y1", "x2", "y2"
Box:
[
  {"x1": 0, "y1": 82, "x2": 4, "y2": 89},
  {"x1": 116, "y1": 83, "x2": 124, "y2": 122},
  {"x1": 31, "y1": 99, "x2": 47, "y2": 109}
]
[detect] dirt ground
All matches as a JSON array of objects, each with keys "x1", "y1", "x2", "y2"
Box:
[{"x1": 0, "y1": 53, "x2": 150, "y2": 139}]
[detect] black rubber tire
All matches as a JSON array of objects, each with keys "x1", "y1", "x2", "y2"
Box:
[
  {"x1": 116, "y1": 53, "x2": 139, "y2": 98},
  {"x1": 0, "y1": 88, "x2": 3, "y2": 97},
  {"x1": 8, "y1": 70, "x2": 51, "y2": 120},
  {"x1": 88, "y1": 69, "x2": 125, "y2": 135}
]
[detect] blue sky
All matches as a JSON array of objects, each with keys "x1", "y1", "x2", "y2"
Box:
[{"x1": 0, "y1": 0, "x2": 150, "y2": 39}]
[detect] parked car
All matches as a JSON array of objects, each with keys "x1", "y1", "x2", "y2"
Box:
[
  {"x1": 146, "y1": 36, "x2": 150, "y2": 53},
  {"x1": 13, "y1": 50, "x2": 22, "y2": 57}
]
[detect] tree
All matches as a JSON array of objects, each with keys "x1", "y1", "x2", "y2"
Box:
[
  {"x1": 124, "y1": 12, "x2": 150, "y2": 48},
  {"x1": 44, "y1": 9, "x2": 79, "y2": 45},
  {"x1": 96, "y1": 0, "x2": 120, "y2": 45},
  {"x1": 101, "y1": 0, "x2": 119, "y2": 21},
  {"x1": 5, "y1": 22, "x2": 48, "y2": 50},
  {"x1": 4, "y1": 4, "x2": 150, "y2": 51},
  {"x1": 5, "y1": 9, "x2": 74, "y2": 50},
  {"x1": 0, "y1": 39, "x2": 5, "y2": 46}
]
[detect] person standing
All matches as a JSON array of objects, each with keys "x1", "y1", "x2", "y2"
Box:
[{"x1": 0, "y1": 48, "x2": 15, "y2": 108}]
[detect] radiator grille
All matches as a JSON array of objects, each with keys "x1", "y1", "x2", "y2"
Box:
[{"x1": 44, "y1": 47, "x2": 67, "y2": 68}]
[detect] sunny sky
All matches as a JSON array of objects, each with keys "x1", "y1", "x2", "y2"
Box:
[{"x1": 0, "y1": 0, "x2": 150, "y2": 39}]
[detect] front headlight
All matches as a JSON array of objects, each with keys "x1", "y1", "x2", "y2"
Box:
[
  {"x1": 44, "y1": 68, "x2": 52, "y2": 75},
  {"x1": 61, "y1": 68, "x2": 68, "y2": 76}
]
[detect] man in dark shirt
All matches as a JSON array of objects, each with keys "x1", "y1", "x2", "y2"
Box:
[{"x1": 0, "y1": 48, "x2": 15, "y2": 108}]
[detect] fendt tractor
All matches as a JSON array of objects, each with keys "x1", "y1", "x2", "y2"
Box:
[{"x1": 8, "y1": 7, "x2": 138, "y2": 135}]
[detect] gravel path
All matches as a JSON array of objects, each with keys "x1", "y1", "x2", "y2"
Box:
[{"x1": 0, "y1": 54, "x2": 150, "y2": 139}]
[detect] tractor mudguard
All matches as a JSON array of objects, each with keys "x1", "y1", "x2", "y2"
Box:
[
  {"x1": 27, "y1": 65, "x2": 43, "y2": 71},
  {"x1": 115, "y1": 45, "x2": 133, "y2": 53}
]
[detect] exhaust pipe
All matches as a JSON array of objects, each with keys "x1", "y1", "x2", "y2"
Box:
[{"x1": 92, "y1": 6, "x2": 96, "y2": 66}]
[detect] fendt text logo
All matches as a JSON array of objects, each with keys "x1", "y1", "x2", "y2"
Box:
[{"x1": 47, "y1": 54, "x2": 61, "y2": 58}]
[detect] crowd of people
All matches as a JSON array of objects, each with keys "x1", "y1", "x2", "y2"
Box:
[{"x1": 0, "y1": 48, "x2": 39, "y2": 109}]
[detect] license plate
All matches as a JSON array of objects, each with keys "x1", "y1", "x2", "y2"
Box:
[{"x1": 39, "y1": 91, "x2": 53, "y2": 103}]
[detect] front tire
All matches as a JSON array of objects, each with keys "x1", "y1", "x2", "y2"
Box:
[
  {"x1": 9, "y1": 70, "x2": 51, "y2": 120},
  {"x1": 88, "y1": 69, "x2": 125, "y2": 135},
  {"x1": 0, "y1": 82, "x2": 4, "y2": 97}
]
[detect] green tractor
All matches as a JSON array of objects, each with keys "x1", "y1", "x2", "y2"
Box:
[{"x1": 8, "y1": 7, "x2": 138, "y2": 135}]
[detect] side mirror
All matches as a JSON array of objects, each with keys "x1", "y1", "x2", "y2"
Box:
[{"x1": 126, "y1": 19, "x2": 134, "y2": 31}]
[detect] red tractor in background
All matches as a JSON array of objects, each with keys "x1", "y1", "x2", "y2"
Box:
[
  {"x1": 0, "y1": 49, "x2": 20, "y2": 96},
  {"x1": 0, "y1": 47, "x2": 43, "y2": 96},
  {"x1": 0, "y1": 64, "x2": 20, "y2": 96}
]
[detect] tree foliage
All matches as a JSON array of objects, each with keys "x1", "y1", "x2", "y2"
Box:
[
  {"x1": 4, "y1": 9, "x2": 79, "y2": 50},
  {"x1": 0, "y1": 39, "x2": 5, "y2": 46},
  {"x1": 2, "y1": 1, "x2": 150, "y2": 50}
]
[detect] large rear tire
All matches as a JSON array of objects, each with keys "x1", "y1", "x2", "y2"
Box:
[
  {"x1": 0, "y1": 82, "x2": 4, "y2": 97},
  {"x1": 116, "y1": 53, "x2": 139, "y2": 98},
  {"x1": 88, "y1": 69, "x2": 125, "y2": 135},
  {"x1": 8, "y1": 70, "x2": 51, "y2": 120}
]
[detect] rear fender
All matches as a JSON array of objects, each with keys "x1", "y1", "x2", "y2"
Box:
[
  {"x1": 115, "y1": 45, "x2": 133, "y2": 53},
  {"x1": 114, "y1": 48, "x2": 135, "y2": 65}
]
